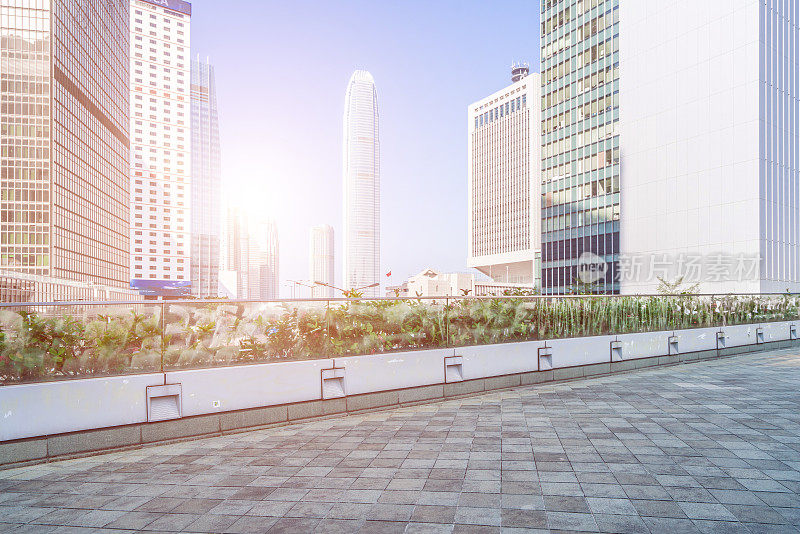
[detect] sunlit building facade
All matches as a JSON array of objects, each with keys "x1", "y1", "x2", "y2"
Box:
[
  {"x1": 309, "y1": 224, "x2": 334, "y2": 298},
  {"x1": 468, "y1": 64, "x2": 541, "y2": 288},
  {"x1": 618, "y1": 0, "x2": 799, "y2": 294},
  {"x1": 129, "y1": 0, "x2": 192, "y2": 295},
  {"x1": 255, "y1": 218, "x2": 279, "y2": 300},
  {"x1": 343, "y1": 70, "x2": 380, "y2": 298},
  {"x1": 190, "y1": 55, "x2": 221, "y2": 298},
  {"x1": 222, "y1": 206, "x2": 279, "y2": 300},
  {"x1": 222, "y1": 205, "x2": 249, "y2": 299},
  {"x1": 0, "y1": 0, "x2": 130, "y2": 292}
]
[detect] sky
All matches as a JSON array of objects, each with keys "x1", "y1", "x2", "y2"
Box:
[{"x1": 191, "y1": 0, "x2": 541, "y2": 297}]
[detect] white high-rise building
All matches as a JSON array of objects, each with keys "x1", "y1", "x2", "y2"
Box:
[
  {"x1": 343, "y1": 70, "x2": 380, "y2": 298},
  {"x1": 468, "y1": 65, "x2": 541, "y2": 287},
  {"x1": 539, "y1": 0, "x2": 799, "y2": 294},
  {"x1": 129, "y1": 0, "x2": 192, "y2": 295},
  {"x1": 190, "y1": 55, "x2": 221, "y2": 298},
  {"x1": 309, "y1": 225, "x2": 334, "y2": 298},
  {"x1": 618, "y1": 0, "x2": 799, "y2": 293}
]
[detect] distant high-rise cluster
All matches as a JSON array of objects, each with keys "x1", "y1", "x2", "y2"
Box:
[
  {"x1": 309, "y1": 225, "x2": 334, "y2": 297},
  {"x1": 343, "y1": 70, "x2": 380, "y2": 298},
  {"x1": 222, "y1": 207, "x2": 279, "y2": 300}
]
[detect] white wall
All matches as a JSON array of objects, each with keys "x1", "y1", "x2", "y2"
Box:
[
  {"x1": 0, "y1": 373, "x2": 164, "y2": 442},
  {"x1": 2, "y1": 320, "x2": 796, "y2": 442},
  {"x1": 619, "y1": 0, "x2": 799, "y2": 293}
]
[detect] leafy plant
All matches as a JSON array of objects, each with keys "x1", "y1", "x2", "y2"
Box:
[{"x1": 1, "y1": 293, "x2": 799, "y2": 384}]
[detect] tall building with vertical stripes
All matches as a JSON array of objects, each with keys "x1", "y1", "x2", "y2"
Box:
[
  {"x1": 0, "y1": 0, "x2": 130, "y2": 293},
  {"x1": 190, "y1": 55, "x2": 221, "y2": 298},
  {"x1": 129, "y1": 0, "x2": 192, "y2": 296},
  {"x1": 343, "y1": 70, "x2": 380, "y2": 298},
  {"x1": 468, "y1": 65, "x2": 541, "y2": 288},
  {"x1": 540, "y1": 0, "x2": 620, "y2": 294},
  {"x1": 310, "y1": 224, "x2": 334, "y2": 298}
]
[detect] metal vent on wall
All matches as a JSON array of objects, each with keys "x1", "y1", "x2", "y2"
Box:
[
  {"x1": 146, "y1": 384, "x2": 182, "y2": 422},
  {"x1": 444, "y1": 356, "x2": 463, "y2": 383},
  {"x1": 321, "y1": 368, "x2": 346, "y2": 399}
]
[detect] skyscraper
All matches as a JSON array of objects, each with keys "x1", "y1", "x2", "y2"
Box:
[
  {"x1": 540, "y1": 0, "x2": 798, "y2": 294},
  {"x1": 221, "y1": 205, "x2": 249, "y2": 299},
  {"x1": 540, "y1": 0, "x2": 620, "y2": 294},
  {"x1": 0, "y1": 0, "x2": 130, "y2": 291},
  {"x1": 468, "y1": 64, "x2": 541, "y2": 288},
  {"x1": 309, "y1": 224, "x2": 334, "y2": 298},
  {"x1": 190, "y1": 55, "x2": 221, "y2": 298},
  {"x1": 257, "y1": 219, "x2": 279, "y2": 300},
  {"x1": 343, "y1": 70, "x2": 380, "y2": 298},
  {"x1": 129, "y1": 0, "x2": 192, "y2": 296}
]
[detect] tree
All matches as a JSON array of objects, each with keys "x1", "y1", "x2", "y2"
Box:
[{"x1": 656, "y1": 276, "x2": 700, "y2": 295}]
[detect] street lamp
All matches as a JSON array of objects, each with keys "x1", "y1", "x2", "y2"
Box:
[
  {"x1": 314, "y1": 280, "x2": 379, "y2": 298},
  {"x1": 287, "y1": 279, "x2": 318, "y2": 298}
]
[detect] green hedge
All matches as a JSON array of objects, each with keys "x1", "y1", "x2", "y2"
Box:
[{"x1": 1, "y1": 294, "x2": 797, "y2": 384}]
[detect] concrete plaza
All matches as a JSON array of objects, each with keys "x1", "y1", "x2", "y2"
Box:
[{"x1": 1, "y1": 350, "x2": 800, "y2": 533}]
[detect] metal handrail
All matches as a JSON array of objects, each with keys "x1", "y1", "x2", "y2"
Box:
[{"x1": 1, "y1": 292, "x2": 799, "y2": 308}]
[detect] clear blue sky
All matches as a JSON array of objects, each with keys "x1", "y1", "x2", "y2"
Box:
[{"x1": 191, "y1": 0, "x2": 541, "y2": 297}]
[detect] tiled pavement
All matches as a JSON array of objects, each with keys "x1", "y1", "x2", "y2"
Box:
[{"x1": 2, "y1": 351, "x2": 800, "y2": 533}]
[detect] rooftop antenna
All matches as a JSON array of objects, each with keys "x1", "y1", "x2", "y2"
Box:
[{"x1": 511, "y1": 61, "x2": 530, "y2": 83}]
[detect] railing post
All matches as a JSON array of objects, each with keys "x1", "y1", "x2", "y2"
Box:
[
  {"x1": 326, "y1": 299, "x2": 331, "y2": 359},
  {"x1": 160, "y1": 301, "x2": 165, "y2": 377},
  {"x1": 445, "y1": 296, "x2": 449, "y2": 348}
]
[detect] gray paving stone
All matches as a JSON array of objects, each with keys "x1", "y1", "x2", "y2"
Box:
[{"x1": 2, "y1": 350, "x2": 800, "y2": 534}]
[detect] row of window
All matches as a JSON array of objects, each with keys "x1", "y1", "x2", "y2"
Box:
[{"x1": 474, "y1": 95, "x2": 526, "y2": 129}]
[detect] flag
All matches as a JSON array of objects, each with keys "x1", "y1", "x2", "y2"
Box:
[{"x1": 386, "y1": 271, "x2": 392, "y2": 277}]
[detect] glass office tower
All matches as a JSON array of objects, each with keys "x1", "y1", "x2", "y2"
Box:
[
  {"x1": 190, "y1": 55, "x2": 221, "y2": 298},
  {"x1": 540, "y1": 0, "x2": 620, "y2": 293},
  {"x1": 0, "y1": 0, "x2": 130, "y2": 289}
]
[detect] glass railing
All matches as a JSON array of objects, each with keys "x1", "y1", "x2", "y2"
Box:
[{"x1": 1, "y1": 293, "x2": 798, "y2": 385}]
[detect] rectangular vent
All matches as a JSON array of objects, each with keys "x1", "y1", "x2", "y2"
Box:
[
  {"x1": 756, "y1": 328, "x2": 764, "y2": 344},
  {"x1": 610, "y1": 340, "x2": 622, "y2": 362},
  {"x1": 716, "y1": 331, "x2": 726, "y2": 349},
  {"x1": 444, "y1": 356, "x2": 463, "y2": 383},
  {"x1": 146, "y1": 384, "x2": 182, "y2": 422},
  {"x1": 538, "y1": 347, "x2": 553, "y2": 371},
  {"x1": 321, "y1": 367, "x2": 345, "y2": 399},
  {"x1": 668, "y1": 336, "x2": 679, "y2": 355}
]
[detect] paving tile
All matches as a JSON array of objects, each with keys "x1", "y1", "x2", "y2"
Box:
[
  {"x1": 144, "y1": 512, "x2": 200, "y2": 531},
  {"x1": 223, "y1": 515, "x2": 278, "y2": 533},
  {"x1": 454, "y1": 506, "x2": 501, "y2": 526},
  {"x1": 545, "y1": 511, "x2": 598, "y2": 531},
  {"x1": 678, "y1": 502, "x2": 738, "y2": 521},
  {"x1": 593, "y1": 513, "x2": 649, "y2": 533},
  {"x1": 102, "y1": 511, "x2": 161, "y2": 530},
  {"x1": 500, "y1": 508, "x2": 547, "y2": 528},
  {"x1": 631, "y1": 498, "x2": 687, "y2": 518}
]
